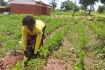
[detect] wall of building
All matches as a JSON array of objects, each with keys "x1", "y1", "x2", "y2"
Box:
[
  {"x1": 10, "y1": 3, "x2": 51, "y2": 16},
  {"x1": 0, "y1": 7, "x2": 10, "y2": 13}
]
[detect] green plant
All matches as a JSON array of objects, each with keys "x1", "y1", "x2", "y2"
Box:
[
  {"x1": 39, "y1": 46, "x2": 49, "y2": 58},
  {"x1": 9, "y1": 56, "x2": 27, "y2": 70},
  {"x1": 73, "y1": 51, "x2": 85, "y2": 70},
  {"x1": 6, "y1": 40, "x2": 18, "y2": 56}
]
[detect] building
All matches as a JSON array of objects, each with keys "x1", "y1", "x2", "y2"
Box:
[
  {"x1": 0, "y1": 6, "x2": 9, "y2": 13},
  {"x1": 9, "y1": 0, "x2": 51, "y2": 16}
]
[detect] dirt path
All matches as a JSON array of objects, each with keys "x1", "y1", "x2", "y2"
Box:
[
  {"x1": 42, "y1": 37, "x2": 74, "y2": 70},
  {"x1": 83, "y1": 22, "x2": 103, "y2": 69},
  {"x1": 42, "y1": 19, "x2": 74, "y2": 70}
]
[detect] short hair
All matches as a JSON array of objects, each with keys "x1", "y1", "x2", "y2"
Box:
[{"x1": 22, "y1": 15, "x2": 35, "y2": 26}]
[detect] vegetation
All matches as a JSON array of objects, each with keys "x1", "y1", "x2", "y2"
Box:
[
  {"x1": 100, "y1": 0, "x2": 105, "y2": 4},
  {"x1": 0, "y1": 0, "x2": 9, "y2": 6},
  {"x1": 97, "y1": 5, "x2": 105, "y2": 13},
  {"x1": 61, "y1": 0, "x2": 74, "y2": 10},
  {"x1": 1, "y1": 10, "x2": 105, "y2": 70},
  {"x1": 79, "y1": 0, "x2": 98, "y2": 14},
  {"x1": 50, "y1": 0, "x2": 57, "y2": 10},
  {"x1": 51, "y1": 10, "x2": 83, "y2": 15}
]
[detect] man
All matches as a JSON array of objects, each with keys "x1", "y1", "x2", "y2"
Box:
[{"x1": 22, "y1": 15, "x2": 46, "y2": 60}]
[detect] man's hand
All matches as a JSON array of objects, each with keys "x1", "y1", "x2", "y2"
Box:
[{"x1": 34, "y1": 51, "x2": 37, "y2": 54}]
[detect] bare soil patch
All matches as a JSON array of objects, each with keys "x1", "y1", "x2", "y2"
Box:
[{"x1": 0, "y1": 53, "x2": 24, "y2": 70}]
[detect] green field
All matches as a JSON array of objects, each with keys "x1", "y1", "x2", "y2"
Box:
[{"x1": 0, "y1": 12, "x2": 105, "y2": 70}]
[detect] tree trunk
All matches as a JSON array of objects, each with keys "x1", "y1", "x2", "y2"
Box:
[
  {"x1": 84, "y1": 9, "x2": 86, "y2": 13},
  {"x1": 84, "y1": 7, "x2": 87, "y2": 13},
  {"x1": 72, "y1": 0, "x2": 76, "y2": 17},
  {"x1": 88, "y1": 9, "x2": 91, "y2": 15},
  {"x1": 88, "y1": 5, "x2": 92, "y2": 15},
  {"x1": 72, "y1": 7, "x2": 76, "y2": 17}
]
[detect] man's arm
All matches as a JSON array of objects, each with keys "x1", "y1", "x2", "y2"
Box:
[
  {"x1": 22, "y1": 27, "x2": 28, "y2": 51},
  {"x1": 34, "y1": 31, "x2": 42, "y2": 54}
]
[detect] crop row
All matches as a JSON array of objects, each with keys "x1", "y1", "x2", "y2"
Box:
[
  {"x1": 0, "y1": 14, "x2": 66, "y2": 57},
  {"x1": 9, "y1": 15, "x2": 71, "y2": 70}
]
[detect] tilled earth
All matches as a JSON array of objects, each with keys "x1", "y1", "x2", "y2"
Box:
[{"x1": 0, "y1": 53, "x2": 24, "y2": 70}]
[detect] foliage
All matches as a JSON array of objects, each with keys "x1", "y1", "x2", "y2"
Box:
[
  {"x1": 79, "y1": 0, "x2": 98, "y2": 14},
  {"x1": 97, "y1": 5, "x2": 105, "y2": 13},
  {"x1": 6, "y1": 40, "x2": 18, "y2": 56},
  {"x1": 1, "y1": 14, "x2": 105, "y2": 70},
  {"x1": 79, "y1": 0, "x2": 88, "y2": 10},
  {"x1": 51, "y1": 10, "x2": 82, "y2": 15},
  {"x1": 79, "y1": 0, "x2": 98, "y2": 7},
  {"x1": 73, "y1": 51, "x2": 85, "y2": 70},
  {"x1": 50, "y1": 0, "x2": 57, "y2": 10},
  {"x1": 45, "y1": 32, "x2": 63, "y2": 51},
  {"x1": 100, "y1": 0, "x2": 105, "y2": 4},
  {"x1": 27, "y1": 59, "x2": 46, "y2": 70},
  {"x1": 3, "y1": 14, "x2": 64, "y2": 70},
  {"x1": 39, "y1": 46, "x2": 49, "y2": 58},
  {"x1": 60, "y1": 0, "x2": 75, "y2": 10},
  {"x1": 75, "y1": 5, "x2": 80, "y2": 11},
  {"x1": 0, "y1": 0, "x2": 9, "y2": 6},
  {"x1": 73, "y1": 22, "x2": 88, "y2": 69},
  {"x1": 80, "y1": 6, "x2": 85, "y2": 10}
]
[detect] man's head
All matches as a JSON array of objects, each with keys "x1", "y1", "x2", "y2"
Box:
[{"x1": 22, "y1": 16, "x2": 35, "y2": 31}]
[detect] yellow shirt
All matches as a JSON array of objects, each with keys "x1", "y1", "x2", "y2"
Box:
[{"x1": 22, "y1": 20, "x2": 45, "y2": 54}]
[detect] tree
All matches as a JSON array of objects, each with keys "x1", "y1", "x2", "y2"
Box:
[
  {"x1": 60, "y1": 0, "x2": 74, "y2": 10},
  {"x1": 79, "y1": 0, "x2": 98, "y2": 14},
  {"x1": 97, "y1": 5, "x2": 105, "y2": 13},
  {"x1": 79, "y1": 0, "x2": 88, "y2": 13},
  {"x1": 80, "y1": 6, "x2": 85, "y2": 10},
  {"x1": 0, "y1": 0, "x2": 9, "y2": 6},
  {"x1": 0, "y1": 0, "x2": 5, "y2": 6},
  {"x1": 100, "y1": 0, "x2": 105, "y2": 4},
  {"x1": 50, "y1": 0, "x2": 57, "y2": 10},
  {"x1": 72, "y1": 0, "x2": 80, "y2": 17},
  {"x1": 72, "y1": 0, "x2": 76, "y2": 17}
]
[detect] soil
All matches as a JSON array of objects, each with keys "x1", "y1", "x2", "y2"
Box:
[
  {"x1": 42, "y1": 37, "x2": 74, "y2": 70},
  {"x1": 42, "y1": 57, "x2": 74, "y2": 70},
  {"x1": 42, "y1": 58, "x2": 64, "y2": 70},
  {"x1": 0, "y1": 53, "x2": 24, "y2": 70}
]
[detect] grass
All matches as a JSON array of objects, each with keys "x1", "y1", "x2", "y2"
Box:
[
  {"x1": 92, "y1": 12, "x2": 105, "y2": 17},
  {"x1": 51, "y1": 10, "x2": 84, "y2": 16}
]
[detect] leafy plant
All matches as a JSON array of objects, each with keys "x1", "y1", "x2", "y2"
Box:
[
  {"x1": 6, "y1": 40, "x2": 18, "y2": 56},
  {"x1": 39, "y1": 46, "x2": 49, "y2": 58}
]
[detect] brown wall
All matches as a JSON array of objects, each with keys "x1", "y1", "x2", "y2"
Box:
[
  {"x1": 42, "y1": 7, "x2": 51, "y2": 16},
  {"x1": 10, "y1": 3, "x2": 51, "y2": 16},
  {"x1": 0, "y1": 9, "x2": 6, "y2": 13},
  {"x1": 10, "y1": 4, "x2": 42, "y2": 16},
  {"x1": 42, "y1": 7, "x2": 47, "y2": 15},
  {"x1": 46, "y1": 7, "x2": 51, "y2": 16}
]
